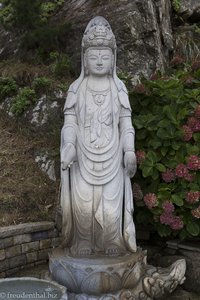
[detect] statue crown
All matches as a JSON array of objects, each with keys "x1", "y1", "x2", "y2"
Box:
[{"x1": 82, "y1": 16, "x2": 116, "y2": 51}]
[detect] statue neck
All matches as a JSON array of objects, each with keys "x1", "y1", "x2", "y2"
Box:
[{"x1": 87, "y1": 75, "x2": 110, "y2": 92}]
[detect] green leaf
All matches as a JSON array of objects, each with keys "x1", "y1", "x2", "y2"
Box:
[
  {"x1": 193, "y1": 133, "x2": 200, "y2": 142},
  {"x1": 157, "y1": 128, "x2": 169, "y2": 139},
  {"x1": 133, "y1": 118, "x2": 144, "y2": 129},
  {"x1": 165, "y1": 160, "x2": 177, "y2": 169},
  {"x1": 164, "y1": 141, "x2": 171, "y2": 147},
  {"x1": 149, "y1": 140, "x2": 162, "y2": 149},
  {"x1": 177, "y1": 108, "x2": 188, "y2": 121},
  {"x1": 171, "y1": 195, "x2": 184, "y2": 206},
  {"x1": 157, "y1": 224, "x2": 172, "y2": 237},
  {"x1": 188, "y1": 183, "x2": 199, "y2": 190},
  {"x1": 172, "y1": 141, "x2": 180, "y2": 151},
  {"x1": 147, "y1": 151, "x2": 158, "y2": 163},
  {"x1": 157, "y1": 119, "x2": 169, "y2": 128},
  {"x1": 163, "y1": 105, "x2": 177, "y2": 124},
  {"x1": 186, "y1": 222, "x2": 200, "y2": 236},
  {"x1": 137, "y1": 129, "x2": 147, "y2": 140},
  {"x1": 169, "y1": 150, "x2": 176, "y2": 156},
  {"x1": 179, "y1": 229, "x2": 188, "y2": 241},
  {"x1": 186, "y1": 145, "x2": 199, "y2": 155},
  {"x1": 161, "y1": 147, "x2": 168, "y2": 157},
  {"x1": 156, "y1": 163, "x2": 166, "y2": 172},
  {"x1": 142, "y1": 166, "x2": 153, "y2": 178},
  {"x1": 158, "y1": 190, "x2": 171, "y2": 199},
  {"x1": 152, "y1": 169, "x2": 159, "y2": 180}
]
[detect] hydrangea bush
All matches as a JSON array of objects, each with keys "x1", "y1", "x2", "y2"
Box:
[{"x1": 129, "y1": 59, "x2": 200, "y2": 239}]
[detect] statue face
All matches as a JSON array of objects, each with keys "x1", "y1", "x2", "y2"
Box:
[{"x1": 85, "y1": 48, "x2": 113, "y2": 76}]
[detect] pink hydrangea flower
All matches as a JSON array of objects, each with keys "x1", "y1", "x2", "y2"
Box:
[
  {"x1": 162, "y1": 201, "x2": 175, "y2": 214},
  {"x1": 133, "y1": 183, "x2": 143, "y2": 200},
  {"x1": 186, "y1": 191, "x2": 200, "y2": 204},
  {"x1": 191, "y1": 206, "x2": 200, "y2": 219},
  {"x1": 175, "y1": 164, "x2": 189, "y2": 178},
  {"x1": 182, "y1": 125, "x2": 193, "y2": 141},
  {"x1": 144, "y1": 193, "x2": 158, "y2": 209},
  {"x1": 187, "y1": 117, "x2": 200, "y2": 132},
  {"x1": 162, "y1": 169, "x2": 176, "y2": 183},
  {"x1": 160, "y1": 213, "x2": 183, "y2": 230},
  {"x1": 195, "y1": 105, "x2": 200, "y2": 119},
  {"x1": 170, "y1": 216, "x2": 184, "y2": 230},
  {"x1": 187, "y1": 155, "x2": 200, "y2": 171},
  {"x1": 136, "y1": 150, "x2": 146, "y2": 165},
  {"x1": 160, "y1": 213, "x2": 173, "y2": 226},
  {"x1": 184, "y1": 173, "x2": 194, "y2": 182}
]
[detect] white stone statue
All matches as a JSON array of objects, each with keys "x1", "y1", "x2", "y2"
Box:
[
  {"x1": 50, "y1": 16, "x2": 186, "y2": 299},
  {"x1": 60, "y1": 16, "x2": 137, "y2": 256}
]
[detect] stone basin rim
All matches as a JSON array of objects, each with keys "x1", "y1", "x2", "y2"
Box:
[{"x1": 0, "y1": 277, "x2": 67, "y2": 294}]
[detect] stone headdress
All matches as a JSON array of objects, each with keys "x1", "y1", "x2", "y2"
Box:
[
  {"x1": 68, "y1": 16, "x2": 128, "y2": 95},
  {"x1": 81, "y1": 16, "x2": 116, "y2": 51}
]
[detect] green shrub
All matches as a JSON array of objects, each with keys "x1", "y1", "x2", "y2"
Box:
[
  {"x1": 0, "y1": 77, "x2": 18, "y2": 101},
  {"x1": 0, "y1": 0, "x2": 65, "y2": 29},
  {"x1": 172, "y1": 0, "x2": 181, "y2": 12},
  {"x1": 21, "y1": 23, "x2": 71, "y2": 60},
  {"x1": 33, "y1": 77, "x2": 52, "y2": 94},
  {"x1": 56, "y1": 82, "x2": 70, "y2": 93},
  {"x1": 40, "y1": 0, "x2": 65, "y2": 21},
  {"x1": 0, "y1": 2, "x2": 14, "y2": 28},
  {"x1": 51, "y1": 53, "x2": 73, "y2": 78},
  {"x1": 11, "y1": 87, "x2": 36, "y2": 115},
  {"x1": 130, "y1": 61, "x2": 200, "y2": 239}
]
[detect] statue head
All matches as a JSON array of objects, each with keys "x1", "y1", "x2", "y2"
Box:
[
  {"x1": 69, "y1": 16, "x2": 125, "y2": 93},
  {"x1": 82, "y1": 16, "x2": 116, "y2": 77}
]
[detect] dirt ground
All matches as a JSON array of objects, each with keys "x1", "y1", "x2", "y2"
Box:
[{"x1": 0, "y1": 112, "x2": 59, "y2": 226}]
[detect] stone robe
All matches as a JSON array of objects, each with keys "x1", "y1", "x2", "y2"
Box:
[{"x1": 60, "y1": 77, "x2": 136, "y2": 254}]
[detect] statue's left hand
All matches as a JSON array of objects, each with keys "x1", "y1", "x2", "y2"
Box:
[{"x1": 124, "y1": 151, "x2": 137, "y2": 178}]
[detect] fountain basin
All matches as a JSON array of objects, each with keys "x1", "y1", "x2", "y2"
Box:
[{"x1": 0, "y1": 277, "x2": 67, "y2": 300}]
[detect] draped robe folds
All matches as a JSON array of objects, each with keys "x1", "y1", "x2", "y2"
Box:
[{"x1": 60, "y1": 77, "x2": 137, "y2": 254}]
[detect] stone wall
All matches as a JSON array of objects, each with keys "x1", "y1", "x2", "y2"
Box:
[{"x1": 0, "y1": 222, "x2": 61, "y2": 278}]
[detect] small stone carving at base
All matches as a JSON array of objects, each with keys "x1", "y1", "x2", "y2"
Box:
[{"x1": 49, "y1": 16, "x2": 186, "y2": 300}]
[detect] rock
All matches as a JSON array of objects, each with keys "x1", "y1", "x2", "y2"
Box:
[
  {"x1": 35, "y1": 153, "x2": 56, "y2": 182},
  {"x1": 0, "y1": 27, "x2": 19, "y2": 60},
  {"x1": 173, "y1": 25, "x2": 200, "y2": 62},
  {"x1": 179, "y1": 249, "x2": 200, "y2": 294},
  {"x1": 166, "y1": 240, "x2": 200, "y2": 295},
  {"x1": 53, "y1": 0, "x2": 173, "y2": 82},
  {"x1": 26, "y1": 92, "x2": 65, "y2": 131},
  {"x1": 178, "y1": 0, "x2": 200, "y2": 23}
]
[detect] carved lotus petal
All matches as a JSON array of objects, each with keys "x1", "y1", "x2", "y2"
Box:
[
  {"x1": 81, "y1": 272, "x2": 121, "y2": 295},
  {"x1": 122, "y1": 262, "x2": 143, "y2": 289},
  {"x1": 52, "y1": 266, "x2": 78, "y2": 292}
]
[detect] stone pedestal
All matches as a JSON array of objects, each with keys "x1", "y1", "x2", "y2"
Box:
[{"x1": 49, "y1": 248, "x2": 186, "y2": 300}]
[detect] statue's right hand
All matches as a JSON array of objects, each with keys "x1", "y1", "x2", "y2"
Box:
[
  {"x1": 61, "y1": 143, "x2": 76, "y2": 171},
  {"x1": 61, "y1": 161, "x2": 70, "y2": 170}
]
